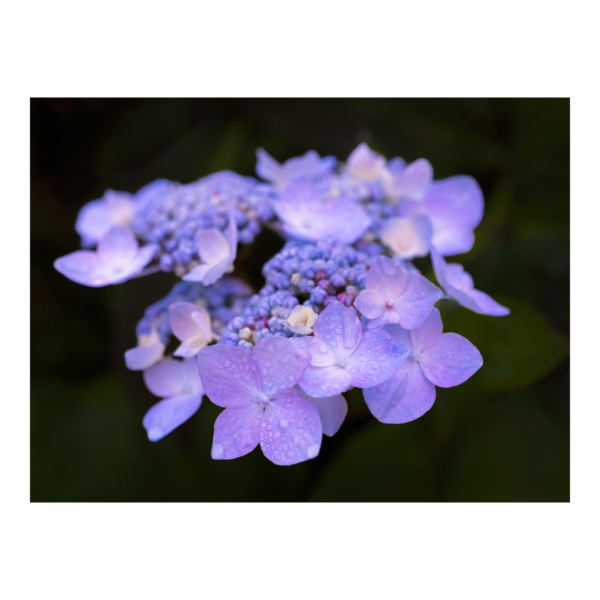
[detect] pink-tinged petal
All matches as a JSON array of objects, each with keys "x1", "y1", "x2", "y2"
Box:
[
  {"x1": 409, "y1": 308, "x2": 444, "y2": 352},
  {"x1": 382, "y1": 323, "x2": 413, "y2": 350},
  {"x1": 143, "y1": 358, "x2": 192, "y2": 398},
  {"x1": 252, "y1": 336, "x2": 310, "y2": 398},
  {"x1": 105, "y1": 191, "x2": 135, "y2": 226},
  {"x1": 143, "y1": 393, "x2": 202, "y2": 441},
  {"x1": 443, "y1": 263, "x2": 474, "y2": 289},
  {"x1": 416, "y1": 176, "x2": 484, "y2": 256},
  {"x1": 394, "y1": 273, "x2": 442, "y2": 330},
  {"x1": 75, "y1": 199, "x2": 112, "y2": 246},
  {"x1": 169, "y1": 302, "x2": 205, "y2": 343},
  {"x1": 256, "y1": 148, "x2": 284, "y2": 186},
  {"x1": 299, "y1": 365, "x2": 353, "y2": 398},
  {"x1": 467, "y1": 289, "x2": 510, "y2": 316},
  {"x1": 320, "y1": 199, "x2": 371, "y2": 245},
  {"x1": 182, "y1": 263, "x2": 211, "y2": 283},
  {"x1": 260, "y1": 394, "x2": 322, "y2": 465},
  {"x1": 380, "y1": 215, "x2": 432, "y2": 260},
  {"x1": 366, "y1": 256, "x2": 407, "y2": 299},
  {"x1": 201, "y1": 258, "x2": 232, "y2": 286},
  {"x1": 393, "y1": 158, "x2": 433, "y2": 200},
  {"x1": 354, "y1": 288, "x2": 385, "y2": 320},
  {"x1": 346, "y1": 142, "x2": 386, "y2": 181},
  {"x1": 211, "y1": 404, "x2": 263, "y2": 460},
  {"x1": 313, "y1": 301, "x2": 362, "y2": 357},
  {"x1": 124, "y1": 342, "x2": 164, "y2": 371},
  {"x1": 292, "y1": 336, "x2": 336, "y2": 367},
  {"x1": 346, "y1": 329, "x2": 408, "y2": 389},
  {"x1": 420, "y1": 332, "x2": 483, "y2": 387},
  {"x1": 197, "y1": 344, "x2": 261, "y2": 407},
  {"x1": 54, "y1": 250, "x2": 105, "y2": 287},
  {"x1": 181, "y1": 356, "x2": 203, "y2": 395},
  {"x1": 97, "y1": 226, "x2": 139, "y2": 264},
  {"x1": 197, "y1": 229, "x2": 230, "y2": 265},
  {"x1": 363, "y1": 362, "x2": 436, "y2": 424},
  {"x1": 297, "y1": 386, "x2": 347, "y2": 436}
]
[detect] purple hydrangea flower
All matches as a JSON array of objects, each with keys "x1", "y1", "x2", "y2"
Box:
[
  {"x1": 381, "y1": 158, "x2": 433, "y2": 202},
  {"x1": 197, "y1": 336, "x2": 322, "y2": 465},
  {"x1": 124, "y1": 330, "x2": 165, "y2": 371},
  {"x1": 256, "y1": 148, "x2": 337, "y2": 189},
  {"x1": 354, "y1": 256, "x2": 442, "y2": 330},
  {"x1": 142, "y1": 357, "x2": 204, "y2": 441},
  {"x1": 169, "y1": 302, "x2": 217, "y2": 357},
  {"x1": 295, "y1": 385, "x2": 347, "y2": 437},
  {"x1": 293, "y1": 301, "x2": 408, "y2": 397},
  {"x1": 431, "y1": 247, "x2": 510, "y2": 316},
  {"x1": 183, "y1": 216, "x2": 237, "y2": 285},
  {"x1": 402, "y1": 175, "x2": 484, "y2": 256},
  {"x1": 54, "y1": 226, "x2": 158, "y2": 287},
  {"x1": 345, "y1": 143, "x2": 386, "y2": 181},
  {"x1": 363, "y1": 308, "x2": 483, "y2": 423},
  {"x1": 271, "y1": 182, "x2": 371, "y2": 245},
  {"x1": 380, "y1": 214, "x2": 433, "y2": 259}
]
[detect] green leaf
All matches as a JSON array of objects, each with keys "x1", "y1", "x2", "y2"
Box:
[
  {"x1": 309, "y1": 419, "x2": 435, "y2": 501},
  {"x1": 438, "y1": 297, "x2": 568, "y2": 392},
  {"x1": 443, "y1": 391, "x2": 569, "y2": 502}
]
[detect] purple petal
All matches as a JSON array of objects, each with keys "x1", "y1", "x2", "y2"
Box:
[
  {"x1": 365, "y1": 256, "x2": 407, "y2": 299},
  {"x1": 363, "y1": 361, "x2": 436, "y2": 424},
  {"x1": 285, "y1": 150, "x2": 337, "y2": 181},
  {"x1": 54, "y1": 250, "x2": 104, "y2": 287},
  {"x1": 346, "y1": 143, "x2": 386, "y2": 181},
  {"x1": 313, "y1": 301, "x2": 362, "y2": 357},
  {"x1": 124, "y1": 342, "x2": 164, "y2": 371},
  {"x1": 297, "y1": 386, "x2": 347, "y2": 436},
  {"x1": 97, "y1": 226, "x2": 139, "y2": 264},
  {"x1": 393, "y1": 273, "x2": 442, "y2": 330},
  {"x1": 292, "y1": 336, "x2": 336, "y2": 367},
  {"x1": 197, "y1": 229, "x2": 230, "y2": 265},
  {"x1": 197, "y1": 344, "x2": 261, "y2": 407},
  {"x1": 169, "y1": 302, "x2": 212, "y2": 356},
  {"x1": 143, "y1": 357, "x2": 198, "y2": 398},
  {"x1": 143, "y1": 393, "x2": 202, "y2": 441},
  {"x1": 353, "y1": 288, "x2": 385, "y2": 320},
  {"x1": 211, "y1": 405, "x2": 263, "y2": 460},
  {"x1": 409, "y1": 308, "x2": 443, "y2": 352},
  {"x1": 412, "y1": 176, "x2": 484, "y2": 256},
  {"x1": 346, "y1": 329, "x2": 408, "y2": 388},
  {"x1": 260, "y1": 393, "x2": 322, "y2": 465},
  {"x1": 182, "y1": 263, "x2": 211, "y2": 283},
  {"x1": 420, "y1": 333, "x2": 483, "y2": 387},
  {"x1": 299, "y1": 365, "x2": 353, "y2": 398},
  {"x1": 256, "y1": 148, "x2": 284, "y2": 185},
  {"x1": 393, "y1": 158, "x2": 433, "y2": 200},
  {"x1": 467, "y1": 289, "x2": 510, "y2": 317},
  {"x1": 225, "y1": 215, "x2": 238, "y2": 261},
  {"x1": 382, "y1": 323, "x2": 413, "y2": 350},
  {"x1": 201, "y1": 258, "x2": 232, "y2": 286},
  {"x1": 380, "y1": 215, "x2": 432, "y2": 259},
  {"x1": 75, "y1": 199, "x2": 113, "y2": 246},
  {"x1": 251, "y1": 336, "x2": 310, "y2": 397}
]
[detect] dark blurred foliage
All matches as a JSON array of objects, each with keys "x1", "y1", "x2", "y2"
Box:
[{"x1": 30, "y1": 98, "x2": 569, "y2": 502}]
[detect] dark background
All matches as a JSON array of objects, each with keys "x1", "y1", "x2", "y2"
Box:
[{"x1": 30, "y1": 98, "x2": 569, "y2": 502}]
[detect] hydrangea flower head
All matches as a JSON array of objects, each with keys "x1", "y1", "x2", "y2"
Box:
[
  {"x1": 142, "y1": 357, "x2": 204, "y2": 441},
  {"x1": 293, "y1": 301, "x2": 409, "y2": 397},
  {"x1": 256, "y1": 148, "x2": 336, "y2": 188},
  {"x1": 354, "y1": 256, "x2": 442, "y2": 329},
  {"x1": 54, "y1": 226, "x2": 158, "y2": 287},
  {"x1": 197, "y1": 336, "x2": 322, "y2": 465},
  {"x1": 431, "y1": 248, "x2": 510, "y2": 316},
  {"x1": 183, "y1": 216, "x2": 237, "y2": 285},
  {"x1": 169, "y1": 302, "x2": 217, "y2": 357},
  {"x1": 271, "y1": 182, "x2": 371, "y2": 245},
  {"x1": 363, "y1": 308, "x2": 483, "y2": 423},
  {"x1": 346, "y1": 142, "x2": 386, "y2": 181}
]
